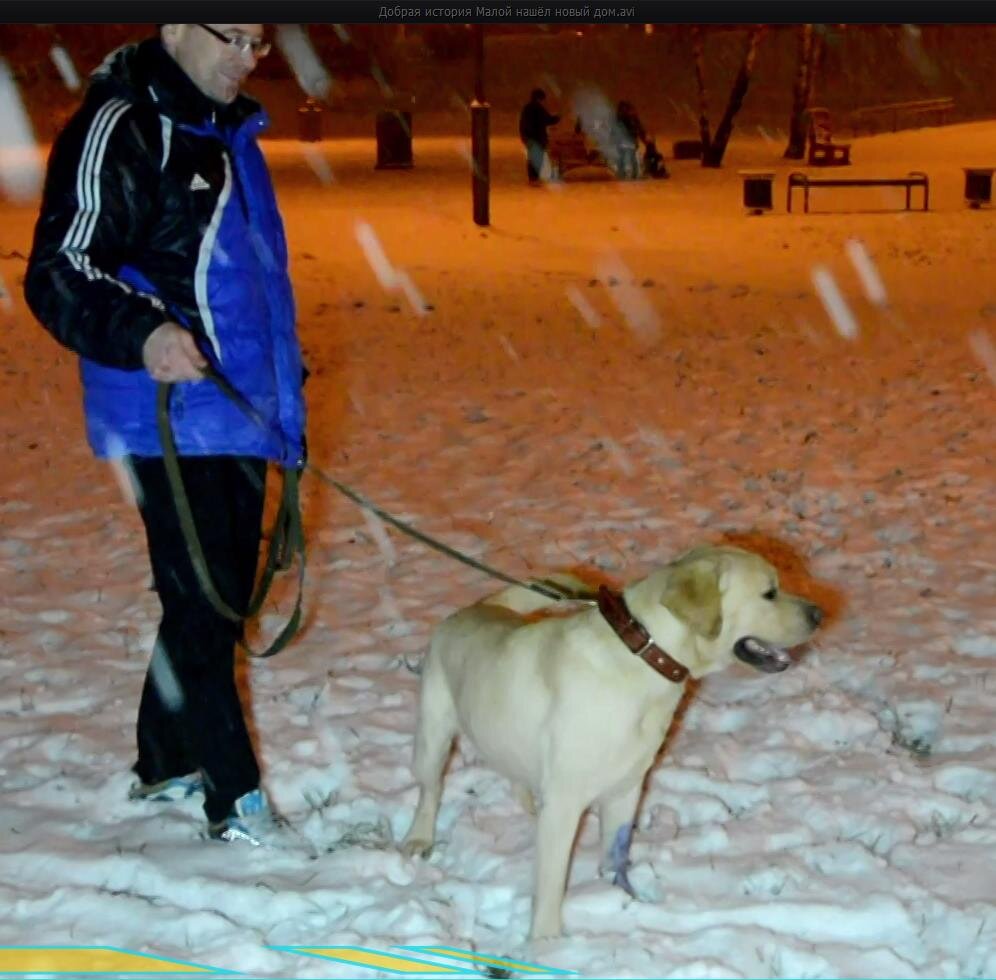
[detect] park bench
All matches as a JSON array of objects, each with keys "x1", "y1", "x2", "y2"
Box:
[
  {"x1": 787, "y1": 171, "x2": 930, "y2": 213},
  {"x1": 807, "y1": 107, "x2": 852, "y2": 166},
  {"x1": 850, "y1": 97, "x2": 954, "y2": 135},
  {"x1": 548, "y1": 131, "x2": 610, "y2": 179}
]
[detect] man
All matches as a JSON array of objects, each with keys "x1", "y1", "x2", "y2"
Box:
[
  {"x1": 518, "y1": 87, "x2": 560, "y2": 185},
  {"x1": 24, "y1": 25, "x2": 306, "y2": 848},
  {"x1": 614, "y1": 100, "x2": 648, "y2": 180}
]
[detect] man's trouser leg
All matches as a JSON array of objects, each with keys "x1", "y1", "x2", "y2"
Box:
[
  {"x1": 526, "y1": 140, "x2": 545, "y2": 181},
  {"x1": 128, "y1": 454, "x2": 266, "y2": 823}
]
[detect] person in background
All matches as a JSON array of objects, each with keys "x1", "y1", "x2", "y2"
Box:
[
  {"x1": 614, "y1": 99, "x2": 649, "y2": 179},
  {"x1": 518, "y1": 87, "x2": 560, "y2": 185},
  {"x1": 24, "y1": 24, "x2": 307, "y2": 849}
]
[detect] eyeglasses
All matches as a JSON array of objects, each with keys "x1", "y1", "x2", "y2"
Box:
[{"x1": 197, "y1": 24, "x2": 271, "y2": 58}]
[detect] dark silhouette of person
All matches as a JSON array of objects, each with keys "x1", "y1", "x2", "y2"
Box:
[
  {"x1": 519, "y1": 88, "x2": 560, "y2": 184},
  {"x1": 614, "y1": 100, "x2": 648, "y2": 179}
]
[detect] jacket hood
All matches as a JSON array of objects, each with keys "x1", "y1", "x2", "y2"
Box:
[{"x1": 89, "y1": 36, "x2": 261, "y2": 127}]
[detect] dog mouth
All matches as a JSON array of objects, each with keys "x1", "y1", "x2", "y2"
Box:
[{"x1": 734, "y1": 636, "x2": 793, "y2": 673}]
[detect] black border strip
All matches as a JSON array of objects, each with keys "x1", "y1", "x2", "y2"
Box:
[{"x1": 0, "y1": 2, "x2": 991, "y2": 25}]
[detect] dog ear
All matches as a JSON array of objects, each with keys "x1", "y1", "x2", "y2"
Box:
[{"x1": 660, "y1": 559, "x2": 722, "y2": 639}]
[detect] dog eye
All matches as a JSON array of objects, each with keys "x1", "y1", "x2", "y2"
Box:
[{"x1": 762, "y1": 588, "x2": 777, "y2": 600}]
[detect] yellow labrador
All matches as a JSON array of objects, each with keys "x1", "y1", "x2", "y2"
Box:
[{"x1": 401, "y1": 545, "x2": 823, "y2": 938}]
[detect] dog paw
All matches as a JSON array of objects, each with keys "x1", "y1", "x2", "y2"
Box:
[{"x1": 399, "y1": 838, "x2": 434, "y2": 859}]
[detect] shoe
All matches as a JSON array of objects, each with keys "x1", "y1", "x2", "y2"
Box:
[
  {"x1": 207, "y1": 788, "x2": 315, "y2": 856},
  {"x1": 128, "y1": 772, "x2": 204, "y2": 802}
]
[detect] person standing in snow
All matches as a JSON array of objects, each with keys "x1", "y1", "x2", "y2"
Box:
[
  {"x1": 613, "y1": 99, "x2": 649, "y2": 180},
  {"x1": 25, "y1": 25, "x2": 306, "y2": 848},
  {"x1": 518, "y1": 87, "x2": 560, "y2": 185}
]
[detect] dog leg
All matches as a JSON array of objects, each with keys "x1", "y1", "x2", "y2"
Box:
[
  {"x1": 400, "y1": 662, "x2": 457, "y2": 858},
  {"x1": 598, "y1": 783, "x2": 642, "y2": 897},
  {"x1": 530, "y1": 795, "x2": 585, "y2": 939}
]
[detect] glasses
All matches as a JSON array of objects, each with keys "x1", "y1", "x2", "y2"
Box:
[{"x1": 197, "y1": 24, "x2": 271, "y2": 58}]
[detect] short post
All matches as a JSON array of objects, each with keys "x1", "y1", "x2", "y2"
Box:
[
  {"x1": 471, "y1": 100, "x2": 490, "y2": 227},
  {"x1": 297, "y1": 98, "x2": 322, "y2": 142},
  {"x1": 470, "y1": 24, "x2": 489, "y2": 227},
  {"x1": 739, "y1": 171, "x2": 775, "y2": 214},
  {"x1": 963, "y1": 167, "x2": 994, "y2": 208}
]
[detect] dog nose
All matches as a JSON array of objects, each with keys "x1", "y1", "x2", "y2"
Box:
[{"x1": 806, "y1": 604, "x2": 824, "y2": 629}]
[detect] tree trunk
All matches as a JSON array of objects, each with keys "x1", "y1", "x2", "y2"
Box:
[
  {"x1": 806, "y1": 28, "x2": 825, "y2": 107},
  {"x1": 784, "y1": 24, "x2": 814, "y2": 159},
  {"x1": 702, "y1": 26, "x2": 765, "y2": 168},
  {"x1": 691, "y1": 26, "x2": 711, "y2": 149}
]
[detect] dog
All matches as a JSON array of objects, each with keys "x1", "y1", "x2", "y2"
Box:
[{"x1": 401, "y1": 545, "x2": 823, "y2": 938}]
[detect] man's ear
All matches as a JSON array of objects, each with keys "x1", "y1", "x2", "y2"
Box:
[{"x1": 660, "y1": 559, "x2": 722, "y2": 639}]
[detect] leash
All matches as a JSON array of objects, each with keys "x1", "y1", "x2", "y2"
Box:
[
  {"x1": 156, "y1": 367, "x2": 583, "y2": 657},
  {"x1": 301, "y1": 466, "x2": 573, "y2": 602},
  {"x1": 156, "y1": 380, "x2": 305, "y2": 659}
]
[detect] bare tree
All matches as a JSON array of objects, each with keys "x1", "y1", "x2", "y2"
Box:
[
  {"x1": 691, "y1": 26, "x2": 711, "y2": 150},
  {"x1": 701, "y1": 26, "x2": 766, "y2": 168},
  {"x1": 784, "y1": 24, "x2": 815, "y2": 158}
]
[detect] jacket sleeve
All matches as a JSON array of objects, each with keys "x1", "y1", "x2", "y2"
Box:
[{"x1": 24, "y1": 98, "x2": 169, "y2": 370}]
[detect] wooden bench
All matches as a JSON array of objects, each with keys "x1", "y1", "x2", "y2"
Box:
[
  {"x1": 548, "y1": 132, "x2": 610, "y2": 179},
  {"x1": 850, "y1": 97, "x2": 954, "y2": 135},
  {"x1": 807, "y1": 107, "x2": 851, "y2": 166},
  {"x1": 787, "y1": 171, "x2": 929, "y2": 213}
]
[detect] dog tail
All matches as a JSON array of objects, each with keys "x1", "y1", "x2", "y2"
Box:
[{"x1": 480, "y1": 572, "x2": 597, "y2": 615}]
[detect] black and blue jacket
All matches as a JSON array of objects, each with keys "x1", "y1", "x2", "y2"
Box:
[{"x1": 25, "y1": 38, "x2": 305, "y2": 467}]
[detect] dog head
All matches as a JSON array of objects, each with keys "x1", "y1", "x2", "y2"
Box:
[{"x1": 634, "y1": 545, "x2": 822, "y2": 677}]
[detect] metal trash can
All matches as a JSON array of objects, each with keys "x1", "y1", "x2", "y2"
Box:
[
  {"x1": 375, "y1": 110, "x2": 413, "y2": 169},
  {"x1": 963, "y1": 167, "x2": 993, "y2": 208},
  {"x1": 297, "y1": 98, "x2": 322, "y2": 142},
  {"x1": 740, "y1": 171, "x2": 775, "y2": 214}
]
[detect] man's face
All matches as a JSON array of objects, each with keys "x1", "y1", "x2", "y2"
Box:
[{"x1": 161, "y1": 24, "x2": 264, "y2": 104}]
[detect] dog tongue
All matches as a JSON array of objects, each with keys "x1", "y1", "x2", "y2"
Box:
[{"x1": 734, "y1": 637, "x2": 792, "y2": 673}]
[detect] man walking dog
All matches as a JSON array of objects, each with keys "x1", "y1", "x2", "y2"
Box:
[{"x1": 25, "y1": 25, "x2": 306, "y2": 848}]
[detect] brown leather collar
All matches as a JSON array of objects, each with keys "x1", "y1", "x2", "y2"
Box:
[{"x1": 596, "y1": 585, "x2": 690, "y2": 683}]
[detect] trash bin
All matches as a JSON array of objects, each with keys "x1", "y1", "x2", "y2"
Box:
[
  {"x1": 297, "y1": 98, "x2": 322, "y2": 142},
  {"x1": 963, "y1": 167, "x2": 993, "y2": 208},
  {"x1": 672, "y1": 139, "x2": 704, "y2": 160},
  {"x1": 375, "y1": 110, "x2": 413, "y2": 169},
  {"x1": 739, "y1": 171, "x2": 775, "y2": 214}
]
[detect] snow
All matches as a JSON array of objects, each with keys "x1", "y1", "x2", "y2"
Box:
[{"x1": 0, "y1": 118, "x2": 994, "y2": 979}]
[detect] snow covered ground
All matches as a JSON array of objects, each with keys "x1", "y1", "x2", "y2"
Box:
[{"x1": 0, "y1": 120, "x2": 994, "y2": 979}]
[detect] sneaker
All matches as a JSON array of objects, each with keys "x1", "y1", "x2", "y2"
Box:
[
  {"x1": 128, "y1": 772, "x2": 204, "y2": 802},
  {"x1": 207, "y1": 788, "x2": 316, "y2": 856}
]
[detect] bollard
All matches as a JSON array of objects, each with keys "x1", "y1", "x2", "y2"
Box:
[
  {"x1": 297, "y1": 98, "x2": 322, "y2": 142},
  {"x1": 471, "y1": 100, "x2": 490, "y2": 227}
]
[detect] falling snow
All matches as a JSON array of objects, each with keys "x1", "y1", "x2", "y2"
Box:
[
  {"x1": 0, "y1": 86, "x2": 993, "y2": 980},
  {"x1": 0, "y1": 58, "x2": 43, "y2": 202}
]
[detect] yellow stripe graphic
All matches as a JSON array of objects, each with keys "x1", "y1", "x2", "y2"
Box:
[
  {"x1": 0, "y1": 947, "x2": 218, "y2": 973},
  {"x1": 416, "y1": 947, "x2": 551, "y2": 972},
  {"x1": 294, "y1": 947, "x2": 470, "y2": 974},
  {"x1": 402, "y1": 946, "x2": 574, "y2": 975}
]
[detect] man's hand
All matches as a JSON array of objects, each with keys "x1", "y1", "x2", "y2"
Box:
[{"x1": 142, "y1": 322, "x2": 209, "y2": 382}]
